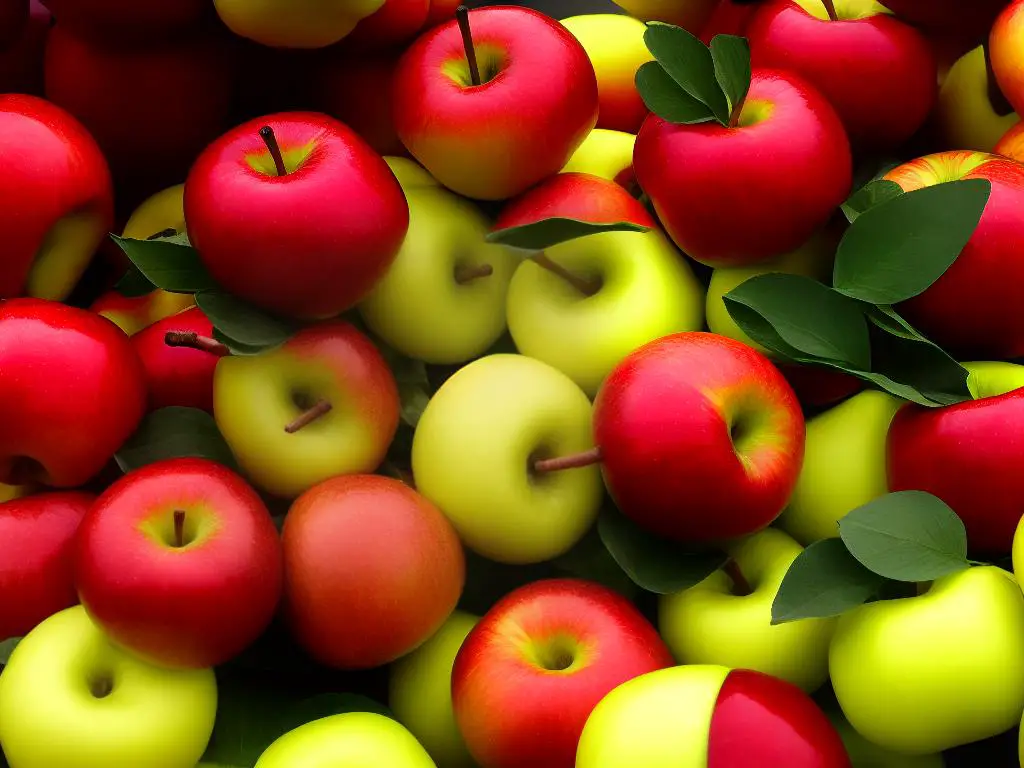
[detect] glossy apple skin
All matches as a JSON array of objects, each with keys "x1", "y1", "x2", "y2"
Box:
[
  {"x1": 634, "y1": 69, "x2": 852, "y2": 267},
  {"x1": 1, "y1": 94, "x2": 113, "y2": 300},
  {"x1": 496, "y1": 171, "x2": 653, "y2": 230},
  {"x1": 0, "y1": 492, "x2": 92, "y2": 641},
  {"x1": 747, "y1": 1, "x2": 936, "y2": 150},
  {"x1": 0, "y1": 0, "x2": 49, "y2": 95},
  {"x1": 699, "y1": 0, "x2": 758, "y2": 42},
  {"x1": 75, "y1": 458, "x2": 283, "y2": 669},
  {"x1": 40, "y1": 0, "x2": 208, "y2": 36},
  {"x1": 452, "y1": 578, "x2": 674, "y2": 768},
  {"x1": 393, "y1": 7, "x2": 599, "y2": 201},
  {"x1": 313, "y1": 52, "x2": 405, "y2": 157},
  {"x1": 186, "y1": 112, "x2": 409, "y2": 320},
  {"x1": 132, "y1": 307, "x2": 217, "y2": 413},
  {"x1": 283, "y1": 475, "x2": 465, "y2": 669},
  {"x1": 0, "y1": 0, "x2": 28, "y2": 49},
  {"x1": 0, "y1": 299, "x2": 146, "y2": 489}
]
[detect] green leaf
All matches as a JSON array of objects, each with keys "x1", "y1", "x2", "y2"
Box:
[
  {"x1": 710, "y1": 34, "x2": 750, "y2": 115},
  {"x1": 597, "y1": 504, "x2": 727, "y2": 594},
  {"x1": 110, "y1": 234, "x2": 217, "y2": 294},
  {"x1": 115, "y1": 266, "x2": 157, "y2": 298},
  {"x1": 194, "y1": 291, "x2": 298, "y2": 353},
  {"x1": 838, "y1": 491, "x2": 971, "y2": 582},
  {"x1": 833, "y1": 179, "x2": 992, "y2": 304},
  {"x1": 373, "y1": 340, "x2": 432, "y2": 428},
  {"x1": 211, "y1": 328, "x2": 275, "y2": 357},
  {"x1": 644, "y1": 22, "x2": 729, "y2": 123},
  {"x1": 635, "y1": 62, "x2": 718, "y2": 125},
  {"x1": 0, "y1": 637, "x2": 20, "y2": 665},
  {"x1": 771, "y1": 538, "x2": 887, "y2": 624},
  {"x1": 841, "y1": 178, "x2": 904, "y2": 223},
  {"x1": 115, "y1": 407, "x2": 238, "y2": 473},
  {"x1": 486, "y1": 218, "x2": 649, "y2": 251}
]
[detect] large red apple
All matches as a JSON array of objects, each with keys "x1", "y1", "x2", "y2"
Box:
[
  {"x1": 0, "y1": 299, "x2": 146, "y2": 489},
  {"x1": 184, "y1": 112, "x2": 409, "y2": 320},
  {"x1": 75, "y1": 458, "x2": 283, "y2": 669},
  {"x1": 282, "y1": 474, "x2": 465, "y2": 669},
  {"x1": 423, "y1": 0, "x2": 459, "y2": 28},
  {"x1": 0, "y1": 0, "x2": 28, "y2": 49},
  {"x1": 392, "y1": 6, "x2": 599, "y2": 200},
  {"x1": 0, "y1": 0, "x2": 49, "y2": 96},
  {"x1": 40, "y1": 0, "x2": 209, "y2": 36},
  {"x1": 132, "y1": 307, "x2": 218, "y2": 413},
  {"x1": 634, "y1": 69, "x2": 852, "y2": 267},
  {"x1": 452, "y1": 578, "x2": 674, "y2": 768}
]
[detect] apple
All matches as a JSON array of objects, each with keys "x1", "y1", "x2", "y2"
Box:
[
  {"x1": 699, "y1": 0, "x2": 759, "y2": 42},
  {"x1": 827, "y1": 710, "x2": 946, "y2": 768},
  {"x1": 746, "y1": 0, "x2": 936, "y2": 150},
  {"x1": 386, "y1": 155, "x2": 442, "y2": 190},
  {"x1": 39, "y1": 0, "x2": 208, "y2": 37},
  {"x1": 634, "y1": 69, "x2": 852, "y2": 267},
  {"x1": 560, "y1": 128, "x2": 636, "y2": 191},
  {"x1": 561, "y1": 14, "x2": 652, "y2": 134},
  {"x1": 132, "y1": 307, "x2": 218, "y2": 413},
  {"x1": 658, "y1": 528, "x2": 836, "y2": 692},
  {"x1": 213, "y1": 320, "x2": 400, "y2": 499},
  {"x1": 185, "y1": 112, "x2": 409, "y2": 320},
  {"x1": 0, "y1": 299, "x2": 146, "y2": 489},
  {"x1": 0, "y1": 492, "x2": 92, "y2": 641},
  {"x1": 992, "y1": 1, "x2": 1024, "y2": 116},
  {"x1": 609, "y1": 0, "x2": 719, "y2": 32},
  {"x1": 0, "y1": 605, "x2": 218, "y2": 768},
  {"x1": 0, "y1": 483, "x2": 30, "y2": 503},
  {"x1": 389, "y1": 610, "x2": 480, "y2": 768},
  {"x1": 576, "y1": 665, "x2": 851, "y2": 767},
  {"x1": 452, "y1": 578, "x2": 675, "y2": 768},
  {"x1": 342, "y1": 0, "x2": 429, "y2": 52},
  {"x1": 936, "y1": 45, "x2": 1019, "y2": 153},
  {"x1": 0, "y1": 0, "x2": 28, "y2": 49},
  {"x1": 424, "y1": 0, "x2": 459, "y2": 29},
  {"x1": 1, "y1": 94, "x2": 113, "y2": 301},
  {"x1": 830, "y1": 565, "x2": 1024, "y2": 754},
  {"x1": 0, "y1": 0, "x2": 49, "y2": 96},
  {"x1": 392, "y1": 6, "x2": 599, "y2": 201},
  {"x1": 214, "y1": 0, "x2": 384, "y2": 49},
  {"x1": 282, "y1": 474, "x2": 464, "y2": 669},
  {"x1": 411, "y1": 354, "x2": 604, "y2": 564}
]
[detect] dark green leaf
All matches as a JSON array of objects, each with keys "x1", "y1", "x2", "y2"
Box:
[
  {"x1": 115, "y1": 407, "x2": 238, "y2": 473},
  {"x1": 211, "y1": 328, "x2": 274, "y2": 357},
  {"x1": 194, "y1": 291, "x2": 298, "y2": 353},
  {"x1": 838, "y1": 491, "x2": 971, "y2": 582},
  {"x1": 635, "y1": 61, "x2": 718, "y2": 125},
  {"x1": 710, "y1": 34, "x2": 750, "y2": 116},
  {"x1": 115, "y1": 266, "x2": 157, "y2": 298},
  {"x1": 110, "y1": 234, "x2": 217, "y2": 294},
  {"x1": 771, "y1": 538, "x2": 887, "y2": 624},
  {"x1": 841, "y1": 178, "x2": 904, "y2": 223},
  {"x1": 0, "y1": 637, "x2": 20, "y2": 665},
  {"x1": 833, "y1": 179, "x2": 991, "y2": 304},
  {"x1": 486, "y1": 218, "x2": 649, "y2": 251},
  {"x1": 373, "y1": 339, "x2": 432, "y2": 428},
  {"x1": 644, "y1": 22, "x2": 729, "y2": 123}
]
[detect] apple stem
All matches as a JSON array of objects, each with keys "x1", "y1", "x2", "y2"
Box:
[
  {"x1": 728, "y1": 93, "x2": 747, "y2": 128},
  {"x1": 146, "y1": 227, "x2": 178, "y2": 241},
  {"x1": 723, "y1": 559, "x2": 752, "y2": 596},
  {"x1": 983, "y1": 42, "x2": 1016, "y2": 117},
  {"x1": 259, "y1": 125, "x2": 288, "y2": 177},
  {"x1": 173, "y1": 510, "x2": 186, "y2": 548},
  {"x1": 533, "y1": 447, "x2": 603, "y2": 473},
  {"x1": 454, "y1": 263, "x2": 494, "y2": 283},
  {"x1": 531, "y1": 253, "x2": 600, "y2": 296},
  {"x1": 285, "y1": 399, "x2": 333, "y2": 434},
  {"x1": 456, "y1": 6, "x2": 482, "y2": 87},
  {"x1": 164, "y1": 331, "x2": 232, "y2": 357},
  {"x1": 821, "y1": 0, "x2": 839, "y2": 21}
]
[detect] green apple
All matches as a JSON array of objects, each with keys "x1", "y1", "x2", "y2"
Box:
[
  {"x1": 830, "y1": 566, "x2": 1024, "y2": 754},
  {"x1": 254, "y1": 711, "x2": 436, "y2": 767},
  {"x1": 213, "y1": 0, "x2": 383, "y2": 48},
  {"x1": 389, "y1": 610, "x2": 480, "y2": 768},
  {"x1": 0, "y1": 605, "x2": 217, "y2": 768},
  {"x1": 826, "y1": 710, "x2": 945, "y2": 768},
  {"x1": 411, "y1": 354, "x2": 604, "y2": 564},
  {"x1": 658, "y1": 528, "x2": 835, "y2": 692},
  {"x1": 385, "y1": 157, "x2": 442, "y2": 192},
  {"x1": 560, "y1": 128, "x2": 636, "y2": 186},
  {"x1": 935, "y1": 45, "x2": 1019, "y2": 153},
  {"x1": 963, "y1": 359, "x2": 1024, "y2": 399}
]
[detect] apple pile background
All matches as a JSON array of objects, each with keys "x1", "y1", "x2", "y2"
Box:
[{"x1": 4, "y1": 0, "x2": 1024, "y2": 766}]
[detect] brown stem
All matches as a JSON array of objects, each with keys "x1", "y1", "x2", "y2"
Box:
[
  {"x1": 164, "y1": 331, "x2": 232, "y2": 357},
  {"x1": 173, "y1": 510, "x2": 186, "y2": 548},
  {"x1": 532, "y1": 253, "x2": 600, "y2": 296},
  {"x1": 821, "y1": 0, "x2": 839, "y2": 21},
  {"x1": 456, "y1": 6, "x2": 481, "y2": 86},
  {"x1": 984, "y1": 41, "x2": 1016, "y2": 117},
  {"x1": 723, "y1": 559, "x2": 752, "y2": 596},
  {"x1": 533, "y1": 447, "x2": 603, "y2": 473},
  {"x1": 728, "y1": 92, "x2": 747, "y2": 128},
  {"x1": 146, "y1": 227, "x2": 178, "y2": 241},
  {"x1": 259, "y1": 125, "x2": 288, "y2": 176},
  {"x1": 454, "y1": 263, "x2": 494, "y2": 283},
  {"x1": 285, "y1": 400, "x2": 333, "y2": 433}
]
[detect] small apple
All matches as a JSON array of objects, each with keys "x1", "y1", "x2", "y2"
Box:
[
  {"x1": 936, "y1": 45, "x2": 1019, "y2": 154},
  {"x1": 214, "y1": 0, "x2": 384, "y2": 48},
  {"x1": 0, "y1": 0, "x2": 49, "y2": 96},
  {"x1": 989, "y1": 0, "x2": 1024, "y2": 116},
  {"x1": 132, "y1": 307, "x2": 218, "y2": 413},
  {"x1": 609, "y1": 0, "x2": 719, "y2": 32},
  {"x1": 560, "y1": 128, "x2": 636, "y2": 190}
]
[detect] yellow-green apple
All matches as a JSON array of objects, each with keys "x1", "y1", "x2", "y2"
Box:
[
  {"x1": 0, "y1": 299, "x2": 146, "y2": 489},
  {"x1": 830, "y1": 565, "x2": 1024, "y2": 754},
  {"x1": 1, "y1": 93, "x2": 112, "y2": 301},
  {"x1": 964, "y1": 359, "x2": 1024, "y2": 398},
  {"x1": 214, "y1": 0, "x2": 383, "y2": 48},
  {"x1": 452, "y1": 579, "x2": 674, "y2": 768},
  {"x1": 185, "y1": 113, "x2": 409, "y2": 320},
  {"x1": 74, "y1": 458, "x2": 283, "y2": 669},
  {"x1": 213, "y1": 320, "x2": 400, "y2": 499},
  {"x1": 0, "y1": 483, "x2": 31, "y2": 503},
  {"x1": 254, "y1": 712, "x2": 436, "y2": 768},
  {"x1": 132, "y1": 307, "x2": 217, "y2": 413},
  {"x1": 746, "y1": 0, "x2": 936, "y2": 150},
  {"x1": 359, "y1": 158, "x2": 518, "y2": 364},
  {"x1": 386, "y1": 155, "x2": 442, "y2": 190},
  {"x1": 411, "y1": 354, "x2": 604, "y2": 564},
  {"x1": 576, "y1": 665, "x2": 851, "y2": 767},
  {"x1": 593, "y1": 332, "x2": 805, "y2": 544},
  {"x1": 996, "y1": 118, "x2": 1024, "y2": 161},
  {"x1": 0, "y1": 0, "x2": 27, "y2": 49},
  {"x1": 392, "y1": 6, "x2": 599, "y2": 201},
  {"x1": 389, "y1": 610, "x2": 480, "y2": 768},
  {"x1": 827, "y1": 710, "x2": 946, "y2": 768},
  {"x1": 658, "y1": 528, "x2": 835, "y2": 692},
  {"x1": 39, "y1": 0, "x2": 209, "y2": 37},
  {"x1": 883, "y1": 152, "x2": 1024, "y2": 360},
  {"x1": 0, "y1": 0, "x2": 49, "y2": 96},
  {"x1": 989, "y1": 0, "x2": 1024, "y2": 116},
  {"x1": 560, "y1": 128, "x2": 636, "y2": 190},
  {"x1": 635, "y1": 69, "x2": 852, "y2": 267},
  {"x1": 561, "y1": 14, "x2": 652, "y2": 134},
  {"x1": 341, "y1": 0, "x2": 428, "y2": 51},
  {"x1": 282, "y1": 474, "x2": 464, "y2": 669},
  {"x1": 499, "y1": 172, "x2": 705, "y2": 397},
  {"x1": 0, "y1": 492, "x2": 92, "y2": 641},
  {"x1": 609, "y1": 0, "x2": 719, "y2": 32},
  {"x1": 0, "y1": 605, "x2": 217, "y2": 768},
  {"x1": 936, "y1": 46, "x2": 1019, "y2": 153}
]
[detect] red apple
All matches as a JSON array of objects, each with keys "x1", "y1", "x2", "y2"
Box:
[
  {"x1": 593, "y1": 332, "x2": 805, "y2": 543},
  {"x1": 991, "y1": 0, "x2": 1024, "y2": 116},
  {"x1": 883, "y1": 151, "x2": 1024, "y2": 360},
  {"x1": 0, "y1": 299, "x2": 146, "y2": 489},
  {"x1": 39, "y1": 0, "x2": 209, "y2": 37},
  {"x1": 282, "y1": 474, "x2": 465, "y2": 669},
  {"x1": 699, "y1": 0, "x2": 759, "y2": 42},
  {"x1": 0, "y1": 93, "x2": 112, "y2": 301},
  {"x1": 184, "y1": 112, "x2": 409, "y2": 320},
  {"x1": 0, "y1": 0, "x2": 28, "y2": 49},
  {"x1": 634, "y1": 69, "x2": 852, "y2": 267},
  {"x1": 132, "y1": 307, "x2": 217, "y2": 413},
  {"x1": 423, "y1": 0, "x2": 460, "y2": 29},
  {"x1": 0, "y1": 492, "x2": 92, "y2": 641},
  {"x1": 495, "y1": 171, "x2": 655, "y2": 231},
  {"x1": 746, "y1": 0, "x2": 936, "y2": 150},
  {"x1": 90, "y1": 289, "x2": 195, "y2": 337},
  {"x1": 452, "y1": 578, "x2": 674, "y2": 768},
  {"x1": 342, "y1": 0, "x2": 429, "y2": 51},
  {"x1": 74, "y1": 457, "x2": 283, "y2": 669},
  {"x1": 0, "y1": 0, "x2": 49, "y2": 96},
  {"x1": 392, "y1": 6, "x2": 599, "y2": 200}
]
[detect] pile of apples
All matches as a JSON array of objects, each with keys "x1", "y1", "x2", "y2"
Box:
[{"x1": 7, "y1": 0, "x2": 1024, "y2": 765}]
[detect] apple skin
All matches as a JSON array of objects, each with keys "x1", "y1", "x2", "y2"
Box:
[
  {"x1": 996, "y1": 118, "x2": 1024, "y2": 160},
  {"x1": 452, "y1": 578, "x2": 675, "y2": 768},
  {"x1": 341, "y1": 0, "x2": 429, "y2": 52},
  {"x1": 594, "y1": 332, "x2": 805, "y2": 544},
  {"x1": 1, "y1": 93, "x2": 113, "y2": 301},
  {"x1": 392, "y1": 6, "x2": 599, "y2": 201},
  {"x1": 561, "y1": 128, "x2": 636, "y2": 190},
  {"x1": 214, "y1": 0, "x2": 383, "y2": 49},
  {"x1": 699, "y1": 0, "x2": 758, "y2": 42},
  {"x1": 609, "y1": 0, "x2": 719, "y2": 32},
  {"x1": 0, "y1": 605, "x2": 218, "y2": 768},
  {"x1": 0, "y1": 299, "x2": 146, "y2": 489},
  {"x1": 132, "y1": 307, "x2": 218, "y2": 413},
  {"x1": 185, "y1": 112, "x2": 409, "y2": 320},
  {"x1": 990, "y1": 0, "x2": 1024, "y2": 116},
  {"x1": 0, "y1": 492, "x2": 92, "y2": 641},
  {"x1": 937, "y1": 45, "x2": 1019, "y2": 154},
  {"x1": 830, "y1": 566, "x2": 1024, "y2": 754},
  {"x1": 0, "y1": 0, "x2": 28, "y2": 49},
  {"x1": 40, "y1": 0, "x2": 209, "y2": 37},
  {"x1": 0, "y1": 0, "x2": 49, "y2": 96},
  {"x1": 282, "y1": 474, "x2": 465, "y2": 670},
  {"x1": 634, "y1": 69, "x2": 853, "y2": 267}
]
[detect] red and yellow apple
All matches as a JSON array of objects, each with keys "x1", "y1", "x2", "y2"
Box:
[
  {"x1": 133, "y1": 308, "x2": 218, "y2": 413},
  {"x1": 990, "y1": 1, "x2": 1024, "y2": 116}
]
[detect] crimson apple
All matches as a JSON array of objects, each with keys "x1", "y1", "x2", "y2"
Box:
[
  {"x1": 132, "y1": 307, "x2": 217, "y2": 413},
  {"x1": 0, "y1": 0, "x2": 49, "y2": 96},
  {"x1": 40, "y1": 0, "x2": 209, "y2": 37},
  {"x1": 495, "y1": 171, "x2": 655, "y2": 231},
  {"x1": 90, "y1": 289, "x2": 195, "y2": 337}
]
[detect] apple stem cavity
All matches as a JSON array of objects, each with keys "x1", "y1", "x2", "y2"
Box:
[
  {"x1": 456, "y1": 5, "x2": 482, "y2": 87},
  {"x1": 983, "y1": 42, "x2": 1016, "y2": 117},
  {"x1": 723, "y1": 559, "x2": 753, "y2": 596},
  {"x1": 533, "y1": 446, "x2": 603, "y2": 473},
  {"x1": 164, "y1": 331, "x2": 232, "y2": 357},
  {"x1": 146, "y1": 227, "x2": 178, "y2": 241},
  {"x1": 259, "y1": 125, "x2": 288, "y2": 177},
  {"x1": 173, "y1": 510, "x2": 186, "y2": 548},
  {"x1": 285, "y1": 399, "x2": 333, "y2": 434},
  {"x1": 532, "y1": 254, "x2": 600, "y2": 296},
  {"x1": 454, "y1": 263, "x2": 494, "y2": 283},
  {"x1": 821, "y1": 0, "x2": 839, "y2": 21}
]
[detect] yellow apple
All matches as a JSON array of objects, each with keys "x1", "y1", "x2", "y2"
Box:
[
  {"x1": 560, "y1": 128, "x2": 636, "y2": 188},
  {"x1": 214, "y1": 0, "x2": 385, "y2": 48},
  {"x1": 122, "y1": 183, "x2": 187, "y2": 241},
  {"x1": 935, "y1": 45, "x2": 1019, "y2": 153}
]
